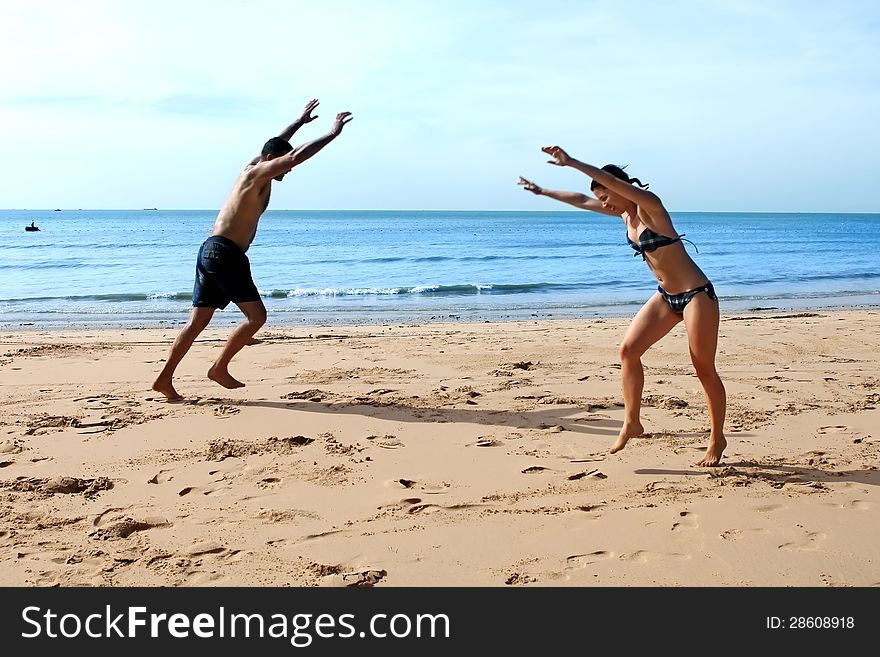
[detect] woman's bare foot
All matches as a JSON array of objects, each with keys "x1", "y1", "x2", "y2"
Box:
[
  {"x1": 696, "y1": 435, "x2": 727, "y2": 467},
  {"x1": 609, "y1": 420, "x2": 644, "y2": 454},
  {"x1": 151, "y1": 377, "x2": 183, "y2": 401},
  {"x1": 207, "y1": 366, "x2": 245, "y2": 389}
]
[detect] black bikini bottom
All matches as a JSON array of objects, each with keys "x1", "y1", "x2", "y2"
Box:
[{"x1": 657, "y1": 282, "x2": 717, "y2": 314}]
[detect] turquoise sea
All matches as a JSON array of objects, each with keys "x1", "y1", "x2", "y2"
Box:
[{"x1": 1, "y1": 210, "x2": 878, "y2": 327}]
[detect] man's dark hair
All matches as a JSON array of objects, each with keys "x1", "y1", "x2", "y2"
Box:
[
  {"x1": 262, "y1": 137, "x2": 293, "y2": 158},
  {"x1": 590, "y1": 164, "x2": 649, "y2": 191}
]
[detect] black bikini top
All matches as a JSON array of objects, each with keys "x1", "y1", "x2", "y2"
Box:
[{"x1": 627, "y1": 227, "x2": 698, "y2": 260}]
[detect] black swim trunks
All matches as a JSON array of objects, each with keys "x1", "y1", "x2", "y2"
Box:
[{"x1": 192, "y1": 235, "x2": 261, "y2": 309}]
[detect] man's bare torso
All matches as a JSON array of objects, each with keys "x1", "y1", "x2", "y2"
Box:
[{"x1": 210, "y1": 165, "x2": 271, "y2": 252}]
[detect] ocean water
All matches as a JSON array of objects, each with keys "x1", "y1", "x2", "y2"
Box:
[{"x1": 1, "y1": 210, "x2": 878, "y2": 327}]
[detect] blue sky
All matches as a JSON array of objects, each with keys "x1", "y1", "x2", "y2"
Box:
[{"x1": 1, "y1": 0, "x2": 878, "y2": 211}]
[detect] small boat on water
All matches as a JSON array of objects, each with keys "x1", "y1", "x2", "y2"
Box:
[{"x1": 25, "y1": 222, "x2": 40, "y2": 232}]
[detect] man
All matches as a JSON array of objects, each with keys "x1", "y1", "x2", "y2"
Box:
[{"x1": 152, "y1": 99, "x2": 352, "y2": 401}]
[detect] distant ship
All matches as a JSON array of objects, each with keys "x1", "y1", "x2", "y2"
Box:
[{"x1": 144, "y1": 207, "x2": 158, "y2": 210}]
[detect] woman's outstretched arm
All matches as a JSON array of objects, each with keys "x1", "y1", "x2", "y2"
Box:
[
  {"x1": 517, "y1": 177, "x2": 619, "y2": 216},
  {"x1": 542, "y1": 146, "x2": 663, "y2": 211}
]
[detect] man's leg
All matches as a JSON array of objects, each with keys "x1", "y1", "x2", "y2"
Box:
[
  {"x1": 152, "y1": 306, "x2": 216, "y2": 400},
  {"x1": 207, "y1": 299, "x2": 267, "y2": 389}
]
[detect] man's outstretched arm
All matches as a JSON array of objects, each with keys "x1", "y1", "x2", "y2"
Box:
[
  {"x1": 277, "y1": 98, "x2": 320, "y2": 141},
  {"x1": 246, "y1": 100, "x2": 321, "y2": 165},
  {"x1": 249, "y1": 112, "x2": 353, "y2": 181},
  {"x1": 289, "y1": 111, "x2": 353, "y2": 165}
]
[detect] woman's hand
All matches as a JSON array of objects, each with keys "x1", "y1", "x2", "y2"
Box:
[
  {"x1": 517, "y1": 176, "x2": 542, "y2": 195},
  {"x1": 542, "y1": 145, "x2": 571, "y2": 167}
]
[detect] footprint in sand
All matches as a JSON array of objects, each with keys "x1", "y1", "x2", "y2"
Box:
[
  {"x1": 828, "y1": 499, "x2": 873, "y2": 510},
  {"x1": 27, "y1": 546, "x2": 105, "y2": 567},
  {"x1": 778, "y1": 532, "x2": 827, "y2": 552},
  {"x1": 7, "y1": 476, "x2": 114, "y2": 498},
  {"x1": 817, "y1": 425, "x2": 849, "y2": 434},
  {"x1": 186, "y1": 541, "x2": 227, "y2": 557},
  {"x1": 366, "y1": 435, "x2": 405, "y2": 449},
  {"x1": 576, "y1": 503, "x2": 605, "y2": 514},
  {"x1": 469, "y1": 437, "x2": 502, "y2": 448},
  {"x1": 505, "y1": 572, "x2": 538, "y2": 586},
  {"x1": 90, "y1": 516, "x2": 171, "y2": 540},
  {"x1": 0, "y1": 440, "x2": 24, "y2": 454},
  {"x1": 569, "y1": 454, "x2": 607, "y2": 463},
  {"x1": 618, "y1": 551, "x2": 690, "y2": 563},
  {"x1": 538, "y1": 424, "x2": 566, "y2": 433},
  {"x1": 178, "y1": 484, "x2": 224, "y2": 497},
  {"x1": 213, "y1": 405, "x2": 241, "y2": 418},
  {"x1": 376, "y1": 497, "x2": 425, "y2": 513},
  {"x1": 565, "y1": 551, "x2": 614, "y2": 569},
  {"x1": 575, "y1": 414, "x2": 613, "y2": 423},
  {"x1": 386, "y1": 478, "x2": 450, "y2": 494},
  {"x1": 177, "y1": 548, "x2": 246, "y2": 585},
  {"x1": 319, "y1": 568, "x2": 388, "y2": 588},
  {"x1": 93, "y1": 507, "x2": 126, "y2": 527},
  {"x1": 275, "y1": 529, "x2": 351, "y2": 547},
  {"x1": 521, "y1": 466, "x2": 553, "y2": 474},
  {"x1": 256, "y1": 477, "x2": 282, "y2": 489},
  {"x1": 405, "y1": 501, "x2": 485, "y2": 515},
  {"x1": 256, "y1": 509, "x2": 320, "y2": 523},
  {"x1": 205, "y1": 458, "x2": 248, "y2": 478},
  {"x1": 568, "y1": 469, "x2": 608, "y2": 481},
  {"x1": 147, "y1": 469, "x2": 174, "y2": 484},
  {"x1": 719, "y1": 528, "x2": 770, "y2": 540},
  {"x1": 403, "y1": 500, "x2": 436, "y2": 514},
  {"x1": 671, "y1": 511, "x2": 698, "y2": 531},
  {"x1": 185, "y1": 572, "x2": 232, "y2": 585},
  {"x1": 753, "y1": 503, "x2": 786, "y2": 513}
]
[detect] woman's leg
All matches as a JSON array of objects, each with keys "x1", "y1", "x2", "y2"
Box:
[
  {"x1": 682, "y1": 292, "x2": 726, "y2": 466},
  {"x1": 610, "y1": 293, "x2": 683, "y2": 453}
]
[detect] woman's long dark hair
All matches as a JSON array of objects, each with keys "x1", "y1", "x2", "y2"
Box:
[{"x1": 590, "y1": 164, "x2": 649, "y2": 191}]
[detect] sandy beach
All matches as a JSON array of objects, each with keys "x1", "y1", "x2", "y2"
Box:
[{"x1": 0, "y1": 309, "x2": 878, "y2": 587}]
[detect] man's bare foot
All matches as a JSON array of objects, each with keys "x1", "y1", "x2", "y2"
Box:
[
  {"x1": 696, "y1": 435, "x2": 727, "y2": 467},
  {"x1": 609, "y1": 420, "x2": 644, "y2": 454},
  {"x1": 207, "y1": 366, "x2": 245, "y2": 390},
  {"x1": 152, "y1": 378, "x2": 183, "y2": 401}
]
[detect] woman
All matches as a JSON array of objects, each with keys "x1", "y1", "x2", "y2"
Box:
[{"x1": 518, "y1": 146, "x2": 726, "y2": 466}]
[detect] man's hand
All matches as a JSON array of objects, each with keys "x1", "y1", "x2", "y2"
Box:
[
  {"x1": 282, "y1": 111, "x2": 354, "y2": 167},
  {"x1": 331, "y1": 112, "x2": 353, "y2": 136},
  {"x1": 542, "y1": 145, "x2": 571, "y2": 167},
  {"x1": 276, "y1": 100, "x2": 320, "y2": 141},
  {"x1": 299, "y1": 99, "x2": 320, "y2": 124},
  {"x1": 517, "y1": 176, "x2": 542, "y2": 195}
]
